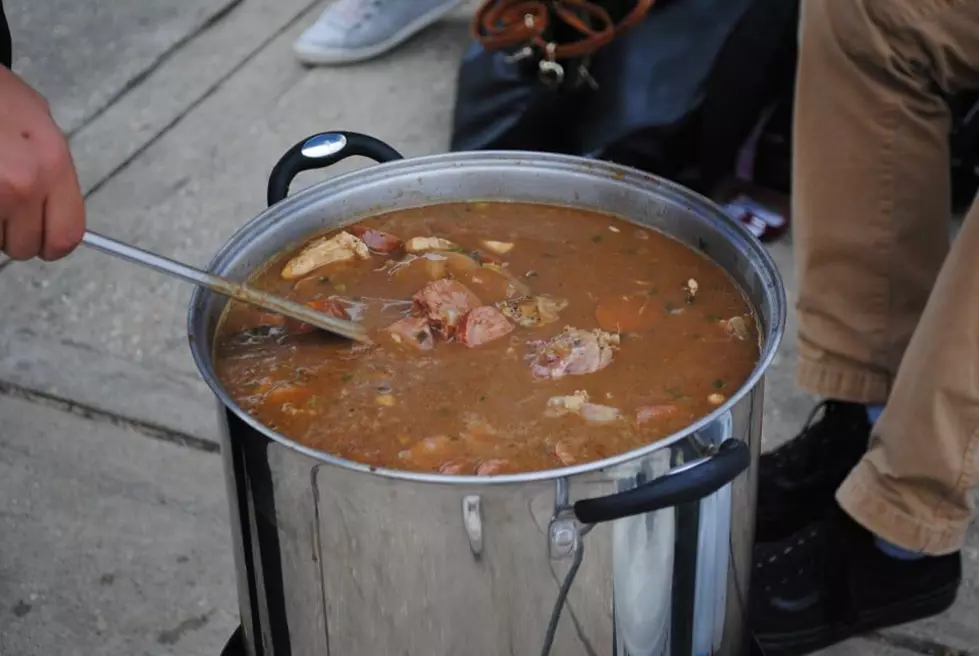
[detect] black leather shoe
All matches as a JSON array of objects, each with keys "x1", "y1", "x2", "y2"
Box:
[
  {"x1": 757, "y1": 401, "x2": 871, "y2": 542},
  {"x1": 751, "y1": 507, "x2": 961, "y2": 655}
]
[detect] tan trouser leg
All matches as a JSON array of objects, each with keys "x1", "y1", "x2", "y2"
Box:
[
  {"x1": 794, "y1": 0, "x2": 979, "y2": 403},
  {"x1": 794, "y1": 0, "x2": 979, "y2": 553},
  {"x1": 839, "y1": 195, "x2": 979, "y2": 554}
]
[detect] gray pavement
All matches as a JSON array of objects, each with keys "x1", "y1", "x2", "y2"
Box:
[
  {"x1": 5, "y1": 0, "x2": 242, "y2": 135},
  {"x1": 0, "y1": 395, "x2": 237, "y2": 656},
  {"x1": 0, "y1": 1, "x2": 975, "y2": 654}
]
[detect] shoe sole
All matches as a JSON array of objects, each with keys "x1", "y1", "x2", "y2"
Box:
[
  {"x1": 293, "y1": 0, "x2": 465, "y2": 65},
  {"x1": 756, "y1": 578, "x2": 960, "y2": 655}
]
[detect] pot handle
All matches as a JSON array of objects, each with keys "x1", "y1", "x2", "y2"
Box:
[
  {"x1": 267, "y1": 131, "x2": 404, "y2": 206},
  {"x1": 573, "y1": 439, "x2": 750, "y2": 524}
]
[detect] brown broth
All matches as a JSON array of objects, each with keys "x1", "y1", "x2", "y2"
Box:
[{"x1": 213, "y1": 202, "x2": 760, "y2": 475}]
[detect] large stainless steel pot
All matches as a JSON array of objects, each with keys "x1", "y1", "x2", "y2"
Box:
[{"x1": 188, "y1": 132, "x2": 785, "y2": 656}]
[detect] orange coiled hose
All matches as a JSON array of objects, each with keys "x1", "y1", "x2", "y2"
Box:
[{"x1": 471, "y1": 0, "x2": 655, "y2": 61}]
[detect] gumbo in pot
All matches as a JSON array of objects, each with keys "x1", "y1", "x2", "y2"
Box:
[{"x1": 213, "y1": 201, "x2": 760, "y2": 475}]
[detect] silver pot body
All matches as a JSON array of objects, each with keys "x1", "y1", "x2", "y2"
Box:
[{"x1": 189, "y1": 142, "x2": 785, "y2": 656}]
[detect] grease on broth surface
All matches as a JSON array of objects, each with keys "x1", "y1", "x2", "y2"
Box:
[{"x1": 213, "y1": 202, "x2": 760, "y2": 475}]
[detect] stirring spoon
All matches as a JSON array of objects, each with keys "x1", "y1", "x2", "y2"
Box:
[{"x1": 81, "y1": 230, "x2": 372, "y2": 344}]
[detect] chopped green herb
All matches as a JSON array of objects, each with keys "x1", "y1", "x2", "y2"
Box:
[
  {"x1": 591, "y1": 235, "x2": 604, "y2": 243},
  {"x1": 416, "y1": 331, "x2": 430, "y2": 343},
  {"x1": 647, "y1": 287, "x2": 659, "y2": 296},
  {"x1": 438, "y1": 407, "x2": 452, "y2": 417},
  {"x1": 541, "y1": 252, "x2": 557, "y2": 258},
  {"x1": 341, "y1": 373, "x2": 354, "y2": 383},
  {"x1": 318, "y1": 276, "x2": 331, "y2": 284},
  {"x1": 664, "y1": 301, "x2": 678, "y2": 313},
  {"x1": 665, "y1": 385, "x2": 686, "y2": 400},
  {"x1": 334, "y1": 283, "x2": 347, "y2": 292},
  {"x1": 479, "y1": 395, "x2": 487, "y2": 402},
  {"x1": 706, "y1": 314, "x2": 722, "y2": 323},
  {"x1": 712, "y1": 380, "x2": 726, "y2": 389}
]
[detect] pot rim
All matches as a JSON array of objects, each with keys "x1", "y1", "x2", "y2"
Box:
[{"x1": 187, "y1": 150, "x2": 786, "y2": 485}]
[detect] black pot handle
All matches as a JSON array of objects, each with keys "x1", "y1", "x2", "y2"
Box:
[
  {"x1": 573, "y1": 439, "x2": 750, "y2": 524},
  {"x1": 267, "y1": 131, "x2": 404, "y2": 207}
]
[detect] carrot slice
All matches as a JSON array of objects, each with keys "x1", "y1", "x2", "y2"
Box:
[
  {"x1": 254, "y1": 312, "x2": 285, "y2": 327},
  {"x1": 595, "y1": 294, "x2": 658, "y2": 332},
  {"x1": 264, "y1": 384, "x2": 313, "y2": 407}
]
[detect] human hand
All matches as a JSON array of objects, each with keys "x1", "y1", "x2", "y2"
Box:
[{"x1": 0, "y1": 66, "x2": 85, "y2": 261}]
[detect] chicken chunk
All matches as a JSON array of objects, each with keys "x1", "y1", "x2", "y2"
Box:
[
  {"x1": 412, "y1": 279, "x2": 483, "y2": 339},
  {"x1": 481, "y1": 239, "x2": 514, "y2": 255},
  {"x1": 497, "y1": 295, "x2": 568, "y2": 328},
  {"x1": 545, "y1": 390, "x2": 590, "y2": 417},
  {"x1": 529, "y1": 327, "x2": 619, "y2": 379},
  {"x1": 438, "y1": 459, "x2": 471, "y2": 474},
  {"x1": 404, "y1": 236, "x2": 458, "y2": 254},
  {"x1": 395, "y1": 251, "x2": 480, "y2": 282},
  {"x1": 554, "y1": 441, "x2": 577, "y2": 465},
  {"x1": 580, "y1": 403, "x2": 622, "y2": 423},
  {"x1": 383, "y1": 316, "x2": 435, "y2": 350},
  {"x1": 281, "y1": 231, "x2": 369, "y2": 280},
  {"x1": 545, "y1": 391, "x2": 620, "y2": 422},
  {"x1": 480, "y1": 263, "x2": 531, "y2": 298},
  {"x1": 722, "y1": 315, "x2": 750, "y2": 341},
  {"x1": 457, "y1": 306, "x2": 514, "y2": 348},
  {"x1": 475, "y1": 458, "x2": 510, "y2": 476}
]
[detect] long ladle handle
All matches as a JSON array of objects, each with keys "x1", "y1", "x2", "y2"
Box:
[{"x1": 81, "y1": 231, "x2": 371, "y2": 344}]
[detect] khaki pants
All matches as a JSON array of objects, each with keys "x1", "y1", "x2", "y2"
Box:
[{"x1": 794, "y1": 0, "x2": 979, "y2": 554}]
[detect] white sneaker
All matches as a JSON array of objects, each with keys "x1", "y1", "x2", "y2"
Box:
[{"x1": 294, "y1": 0, "x2": 466, "y2": 66}]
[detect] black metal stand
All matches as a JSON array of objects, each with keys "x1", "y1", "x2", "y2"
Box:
[
  {"x1": 219, "y1": 623, "x2": 766, "y2": 655},
  {"x1": 220, "y1": 625, "x2": 246, "y2": 656}
]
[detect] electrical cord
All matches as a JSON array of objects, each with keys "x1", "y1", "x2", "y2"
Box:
[
  {"x1": 539, "y1": 526, "x2": 763, "y2": 656},
  {"x1": 541, "y1": 537, "x2": 586, "y2": 656},
  {"x1": 540, "y1": 523, "x2": 595, "y2": 656}
]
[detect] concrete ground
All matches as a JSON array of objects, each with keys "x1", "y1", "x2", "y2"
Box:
[{"x1": 0, "y1": 0, "x2": 975, "y2": 654}]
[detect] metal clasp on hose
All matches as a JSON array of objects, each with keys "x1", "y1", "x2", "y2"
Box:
[
  {"x1": 548, "y1": 509, "x2": 579, "y2": 560},
  {"x1": 538, "y1": 42, "x2": 565, "y2": 88}
]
